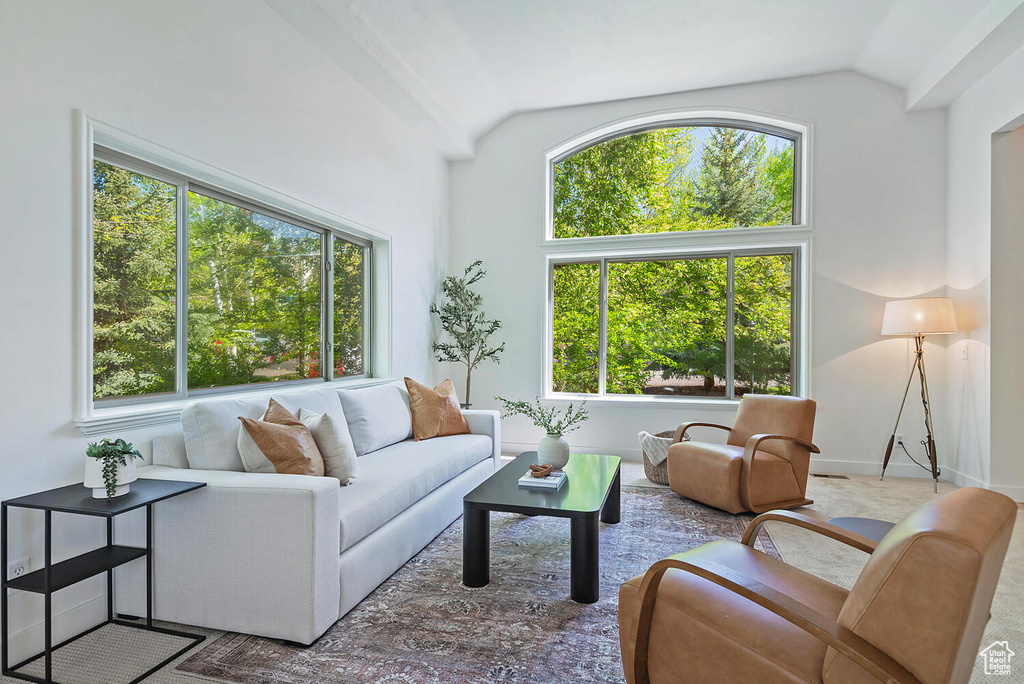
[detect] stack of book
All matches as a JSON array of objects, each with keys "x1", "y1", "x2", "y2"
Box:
[{"x1": 518, "y1": 469, "x2": 567, "y2": 490}]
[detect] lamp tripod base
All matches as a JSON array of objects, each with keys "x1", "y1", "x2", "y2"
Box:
[{"x1": 880, "y1": 335, "x2": 939, "y2": 494}]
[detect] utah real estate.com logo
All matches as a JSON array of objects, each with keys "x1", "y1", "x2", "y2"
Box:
[{"x1": 979, "y1": 641, "x2": 1015, "y2": 676}]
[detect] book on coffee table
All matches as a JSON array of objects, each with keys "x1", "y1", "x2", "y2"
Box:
[{"x1": 518, "y1": 470, "x2": 567, "y2": 490}]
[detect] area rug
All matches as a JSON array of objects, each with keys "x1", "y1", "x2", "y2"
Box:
[{"x1": 175, "y1": 486, "x2": 778, "y2": 684}]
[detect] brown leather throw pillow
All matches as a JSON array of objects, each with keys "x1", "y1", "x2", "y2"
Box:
[
  {"x1": 238, "y1": 398, "x2": 325, "y2": 476},
  {"x1": 404, "y1": 377, "x2": 471, "y2": 441}
]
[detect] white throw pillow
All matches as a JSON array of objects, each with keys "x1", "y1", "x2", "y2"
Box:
[
  {"x1": 299, "y1": 408, "x2": 357, "y2": 485},
  {"x1": 182, "y1": 395, "x2": 269, "y2": 471},
  {"x1": 152, "y1": 434, "x2": 189, "y2": 469},
  {"x1": 337, "y1": 384, "x2": 414, "y2": 456},
  {"x1": 237, "y1": 421, "x2": 278, "y2": 474}
]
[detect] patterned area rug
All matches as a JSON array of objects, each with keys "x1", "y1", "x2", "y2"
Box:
[{"x1": 175, "y1": 486, "x2": 777, "y2": 684}]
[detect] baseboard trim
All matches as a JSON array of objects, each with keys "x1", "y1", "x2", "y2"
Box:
[
  {"x1": 923, "y1": 467, "x2": 1024, "y2": 501},
  {"x1": 505, "y1": 442, "x2": 947, "y2": 477},
  {"x1": 503, "y1": 441, "x2": 644, "y2": 462},
  {"x1": 941, "y1": 466, "x2": 985, "y2": 489},
  {"x1": 5, "y1": 592, "x2": 107, "y2": 665},
  {"x1": 502, "y1": 442, "x2": 1024, "y2": 500},
  {"x1": 988, "y1": 483, "x2": 1024, "y2": 501},
  {"x1": 808, "y1": 458, "x2": 939, "y2": 479}
]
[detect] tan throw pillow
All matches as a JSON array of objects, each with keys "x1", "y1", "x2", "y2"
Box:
[
  {"x1": 404, "y1": 377, "x2": 471, "y2": 441},
  {"x1": 237, "y1": 398, "x2": 325, "y2": 476}
]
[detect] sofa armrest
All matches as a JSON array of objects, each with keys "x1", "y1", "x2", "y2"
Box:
[
  {"x1": 462, "y1": 409, "x2": 501, "y2": 468},
  {"x1": 114, "y1": 465, "x2": 340, "y2": 644}
]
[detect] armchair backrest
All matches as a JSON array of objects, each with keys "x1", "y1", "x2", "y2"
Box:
[
  {"x1": 727, "y1": 394, "x2": 816, "y2": 465},
  {"x1": 822, "y1": 487, "x2": 1017, "y2": 684}
]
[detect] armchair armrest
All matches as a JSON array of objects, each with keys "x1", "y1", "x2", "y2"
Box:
[
  {"x1": 739, "y1": 434, "x2": 821, "y2": 512},
  {"x1": 114, "y1": 465, "x2": 341, "y2": 644},
  {"x1": 631, "y1": 556, "x2": 919, "y2": 684},
  {"x1": 673, "y1": 421, "x2": 732, "y2": 444},
  {"x1": 744, "y1": 433, "x2": 820, "y2": 456},
  {"x1": 740, "y1": 510, "x2": 877, "y2": 554},
  {"x1": 462, "y1": 409, "x2": 501, "y2": 469}
]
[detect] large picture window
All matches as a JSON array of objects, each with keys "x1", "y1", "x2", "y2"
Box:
[
  {"x1": 552, "y1": 251, "x2": 795, "y2": 400},
  {"x1": 547, "y1": 116, "x2": 806, "y2": 401},
  {"x1": 91, "y1": 152, "x2": 369, "y2": 404}
]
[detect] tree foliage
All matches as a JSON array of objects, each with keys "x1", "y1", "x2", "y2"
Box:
[
  {"x1": 430, "y1": 260, "x2": 505, "y2": 405},
  {"x1": 92, "y1": 162, "x2": 177, "y2": 398},
  {"x1": 92, "y1": 162, "x2": 365, "y2": 400},
  {"x1": 552, "y1": 262, "x2": 599, "y2": 393},
  {"x1": 551, "y1": 126, "x2": 795, "y2": 396}
]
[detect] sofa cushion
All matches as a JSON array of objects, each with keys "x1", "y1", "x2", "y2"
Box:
[
  {"x1": 337, "y1": 434, "x2": 492, "y2": 552},
  {"x1": 299, "y1": 408, "x2": 357, "y2": 484},
  {"x1": 338, "y1": 383, "x2": 413, "y2": 456},
  {"x1": 181, "y1": 386, "x2": 353, "y2": 472},
  {"x1": 152, "y1": 433, "x2": 188, "y2": 469}
]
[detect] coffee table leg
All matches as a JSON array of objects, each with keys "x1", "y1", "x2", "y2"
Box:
[
  {"x1": 463, "y1": 504, "x2": 490, "y2": 587},
  {"x1": 601, "y1": 467, "x2": 620, "y2": 524},
  {"x1": 570, "y1": 516, "x2": 599, "y2": 603}
]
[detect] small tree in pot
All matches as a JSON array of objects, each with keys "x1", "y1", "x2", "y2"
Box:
[{"x1": 430, "y1": 260, "x2": 505, "y2": 406}]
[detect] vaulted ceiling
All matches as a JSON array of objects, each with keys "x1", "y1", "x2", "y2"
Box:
[{"x1": 265, "y1": 0, "x2": 1024, "y2": 157}]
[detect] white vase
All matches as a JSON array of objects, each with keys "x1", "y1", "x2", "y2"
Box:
[
  {"x1": 83, "y1": 457, "x2": 138, "y2": 498},
  {"x1": 537, "y1": 433, "x2": 570, "y2": 469}
]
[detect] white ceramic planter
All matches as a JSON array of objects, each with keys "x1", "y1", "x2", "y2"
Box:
[
  {"x1": 537, "y1": 433, "x2": 570, "y2": 469},
  {"x1": 83, "y1": 457, "x2": 138, "y2": 498}
]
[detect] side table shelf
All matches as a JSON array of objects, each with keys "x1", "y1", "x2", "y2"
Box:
[{"x1": 2, "y1": 479, "x2": 207, "y2": 684}]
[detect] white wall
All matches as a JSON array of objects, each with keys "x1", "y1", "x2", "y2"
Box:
[
  {"x1": 449, "y1": 71, "x2": 949, "y2": 477},
  {"x1": 0, "y1": 0, "x2": 448, "y2": 660},
  {"x1": 946, "y1": 44, "x2": 1024, "y2": 499}
]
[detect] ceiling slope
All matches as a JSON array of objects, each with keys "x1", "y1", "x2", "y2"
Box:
[
  {"x1": 904, "y1": 0, "x2": 1024, "y2": 110},
  {"x1": 265, "y1": 0, "x2": 1012, "y2": 157}
]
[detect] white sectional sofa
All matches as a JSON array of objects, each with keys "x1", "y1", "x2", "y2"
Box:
[{"x1": 114, "y1": 381, "x2": 500, "y2": 645}]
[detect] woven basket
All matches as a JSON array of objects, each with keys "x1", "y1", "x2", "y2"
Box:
[{"x1": 642, "y1": 430, "x2": 676, "y2": 485}]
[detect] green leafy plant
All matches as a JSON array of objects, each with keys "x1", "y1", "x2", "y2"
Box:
[
  {"x1": 495, "y1": 396, "x2": 588, "y2": 436},
  {"x1": 86, "y1": 438, "x2": 142, "y2": 498},
  {"x1": 430, "y1": 260, "x2": 505, "y2": 405}
]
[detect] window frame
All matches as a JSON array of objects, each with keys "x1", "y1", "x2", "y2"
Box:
[
  {"x1": 543, "y1": 110, "x2": 811, "y2": 405},
  {"x1": 548, "y1": 246, "x2": 801, "y2": 402},
  {"x1": 75, "y1": 113, "x2": 391, "y2": 434}
]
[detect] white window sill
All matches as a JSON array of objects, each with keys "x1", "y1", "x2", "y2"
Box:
[
  {"x1": 543, "y1": 393, "x2": 741, "y2": 410},
  {"x1": 74, "y1": 377, "x2": 392, "y2": 436}
]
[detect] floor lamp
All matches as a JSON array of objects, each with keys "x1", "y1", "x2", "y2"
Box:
[{"x1": 880, "y1": 297, "x2": 958, "y2": 493}]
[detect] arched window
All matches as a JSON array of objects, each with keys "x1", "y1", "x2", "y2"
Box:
[
  {"x1": 552, "y1": 122, "x2": 799, "y2": 239},
  {"x1": 545, "y1": 116, "x2": 806, "y2": 402}
]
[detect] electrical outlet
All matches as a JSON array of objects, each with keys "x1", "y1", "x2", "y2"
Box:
[
  {"x1": 7, "y1": 556, "x2": 29, "y2": 578},
  {"x1": 894, "y1": 434, "x2": 905, "y2": 447}
]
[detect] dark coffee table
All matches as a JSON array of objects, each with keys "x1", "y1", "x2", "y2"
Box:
[{"x1": 462, "y1": 451, "x2": 621, "y2": 603}]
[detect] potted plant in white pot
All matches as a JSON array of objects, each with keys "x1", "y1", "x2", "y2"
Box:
[
  {"x1": 495, "y1": 396, "x2": 588, "y2": 469},
  {"x1": 84, "y1": 438, "x2": 142, "y2": 498}
]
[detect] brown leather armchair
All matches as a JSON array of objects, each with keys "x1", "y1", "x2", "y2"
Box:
[
  {"x1": 619, "y1": 487, "x2": 1017, "y2": 684},
  {"x1": 668, "y1": 394, "x2": 818, "y2": 514}
]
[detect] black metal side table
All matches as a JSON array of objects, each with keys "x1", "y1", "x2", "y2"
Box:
[{"x1": 2, "y1": 479, "x2": 206, "y2": 684}]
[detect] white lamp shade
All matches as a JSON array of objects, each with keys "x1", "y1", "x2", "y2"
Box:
[{"x1": 881, "y1": 297, "x2": 958, "y2": 335}]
